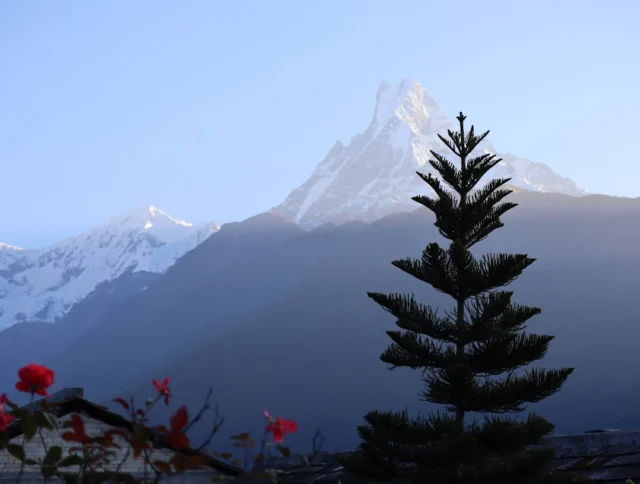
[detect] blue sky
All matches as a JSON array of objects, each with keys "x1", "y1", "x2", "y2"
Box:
[{"x1": 2, "y1": 0, "x2": 638, "y2": 248}]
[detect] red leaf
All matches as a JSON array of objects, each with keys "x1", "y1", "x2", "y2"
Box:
[
  {"x1": 61, "y1": 431, "x2": 82, "y2": 443},
  {"x1": 112, "y1": 398, "x2": 130, "y2": 410},
  {"x1": 167, "y1": 431, "x2": 189, "y2": 450},
  {"x1": 132, "y1": 441, "x2": 151, "y2": 459},
  {"x1": 153, "y1": 460, "x2": 172, "y2": 474},
  {"x1": 70, "y1": 414, "x2": 85, "y2": 436},
  {"x1": 170, "y1": 406, "x2": 188, "y2": 432}
]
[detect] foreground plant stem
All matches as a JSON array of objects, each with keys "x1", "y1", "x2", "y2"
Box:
[{"x1": 14, "y1": 392, "x2": 36, "y2": 484}]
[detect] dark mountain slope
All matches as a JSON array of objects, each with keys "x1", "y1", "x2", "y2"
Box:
[
  {"x1": 109, "y1": 192, "x2": 640, "y2": 453},
  {"x1": 0, "y1": 270, "x2": 159, "y2": 393},
  {"x1": 32, "y1": 213, "x2": 314, "y2": 400}
]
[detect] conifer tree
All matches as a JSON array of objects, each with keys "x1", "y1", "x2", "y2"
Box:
[{"x1": 340, "y1": 113, "x2": 578, "y2": 483}]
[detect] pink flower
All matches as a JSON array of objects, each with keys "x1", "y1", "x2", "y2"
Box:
[
  {"x1": 264, "y1": 410, "x2": 297, "y2": 444},
  {"x1": 152, "y1": 377, "x2": 171, "y2": 405}
]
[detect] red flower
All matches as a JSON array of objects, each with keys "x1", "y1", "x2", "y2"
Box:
[
  {"x1": 15, "y1": 364, "x2": 54, "y2": 396},
  {"x1": 159, "y1": 406, "x2": 190, "y2": 450},
  {"x1": 264, "y1": 410, "x2": 297, "y2": 444},
  {"x1": 0, "y1": 394, "x2": 13, "y2": 431},
  {"x1": 152, "y1": 377, "x2": 171, "y2": 405}
]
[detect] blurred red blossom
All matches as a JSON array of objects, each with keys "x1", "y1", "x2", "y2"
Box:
[
  {"x1": 15, "y1": 363, "x2": 54, "y2": 396},
  {"x1": 153, "y1": 377, "x2": 171, "y2": 405},
  {"x1": 0, "y1": 394, "x2": 13, "y2": 431},
  {"x1": 264, "y1": 410, "x2": 297, "y2": 443}
]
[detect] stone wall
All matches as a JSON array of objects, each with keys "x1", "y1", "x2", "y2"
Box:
[{"x1": 0, "y1": 411, "x2": 224, "y2": 483}]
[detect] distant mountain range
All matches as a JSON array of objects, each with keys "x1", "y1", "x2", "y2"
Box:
[
  {"x1": 273, "y1": 77, "x2": 587, "y2": 227},
  {"x1": 0, "y1": 206, "x2": 217, "y2": 330},
  {"x1": 0, "y1": 191, "x2": 633, "y2": 455},
  {"x1": 0, "y1": 78, "x2": 587, "y2": 332}
]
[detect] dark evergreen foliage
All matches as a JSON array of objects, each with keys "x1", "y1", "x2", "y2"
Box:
[{"x1": 340, "y1": 113, "x2": 579, "y2": 483}]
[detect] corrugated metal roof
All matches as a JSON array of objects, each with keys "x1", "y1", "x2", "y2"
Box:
[
  {"x1": 542, "y1": 429, "x2": 640, "y2": 483},
  {"x1": 244, "y1": 452, "x2": 387, "y2": 484},
  {"x1": 247, "y1": 430, "x2": 640, "y2": 483}
]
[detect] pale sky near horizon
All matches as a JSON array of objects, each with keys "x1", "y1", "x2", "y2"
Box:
[{"x1": 1, "y1": 0, "x2": 639, "y2": 248}]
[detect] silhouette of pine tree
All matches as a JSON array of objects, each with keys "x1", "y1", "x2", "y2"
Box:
[{"x1": 340, "y1": 113, "x2": 582, "y2": 483}]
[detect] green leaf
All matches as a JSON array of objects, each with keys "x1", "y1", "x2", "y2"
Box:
[
  {"x1": 34, "y1": 411, "x2": 58, "y2": 431},
  {"x1": 58, "y1": 454, "x2": 84, "y2": 467},
  {"x1": 33, "y1": 413, "x2": 53, "y2": 431},
  {"x1": 7, "y1": 443, "x2": 25, "y2": 461},
  {"x1": 7, "y1": 404, "x2": 24, "y2": 417},
  {"x1": 43, "y1": 445, "x2": 63, "y2": 466},
  {"x1": 24, "y1": 458, "x2": 38, "y2": 466},
  {"x1": 94, "y1": 471, "x2": 135, "y2": 483},
  {"x1": 0, "y1": 431, "x2": 9, "y2": 450},
  {"x1": 41, "y1": 466, "x2": 57, "y2": 479},
  {"x1": 20, "y1": 415, "x2": 38, "y2": 441},
  {"x1": 133, "y1": 422, "x2": 149, "y2": 441},
  {"x1": 277, "y1": 445, "x2": 291, "y2": 456},
  {"x1": 57, "y1": 472, "x2": 79, "y2": 484}
]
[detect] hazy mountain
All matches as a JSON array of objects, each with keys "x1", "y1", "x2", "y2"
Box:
[
  {"x1": 0, "y1": 270, "x2": 160, "y2": 389},
  {"x1": 0, "y1": 206, "x2": 217, "y2": 330},
  {"x1": 272, "y1": 78, "x2": 586, "y2": 228},
  {"x1": 14, "y1": 212, "x2": 309, "y2": 401},
  {"x1": 14, "y1": 190, "x2": 638, "y2": 454}
]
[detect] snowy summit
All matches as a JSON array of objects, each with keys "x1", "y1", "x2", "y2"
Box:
[
  {"x1": 272, "y1": 77, "x2": 587, "y2": 228},
  {"x1": 0, "y1": 206, "x2": 218, "y2": 330}
]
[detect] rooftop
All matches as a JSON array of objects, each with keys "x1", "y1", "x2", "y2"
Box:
[
  {"x1": 13, "y1": 390, "x2": 640, "y2": 483},
  {"x1": 248, "y1": 430, "x2": 640, "y2": 484}
]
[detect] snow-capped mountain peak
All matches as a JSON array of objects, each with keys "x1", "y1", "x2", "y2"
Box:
[
  {"x1": 0, "y1": 242, "x2": 22, "y2": 252},
  {"x1": 97, "y1": 205, "x2": 206, "y2": 246},
  {"x1": 372, "y1": 77, "x2": 447, "y2": 139},
  {"x1": 272, "y1": 78, "x2": 586, "y2": 228},
  {"x1": 106, "y1": 205, "x2": 192, "y2": 231},
  {"x1": 374, "y1": 78, "x2": 419, "y2": 128},
  {"x1": 0, "y1": 207, "x2": 218, "y2": 330}
]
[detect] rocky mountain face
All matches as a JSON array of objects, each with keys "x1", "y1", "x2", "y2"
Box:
[
  {"x1": 0, "y1": 206, "x2": 217, "y2": 330},
  {"x1": 273, "y1": 77, "x2": 586, "y2": 228}
]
